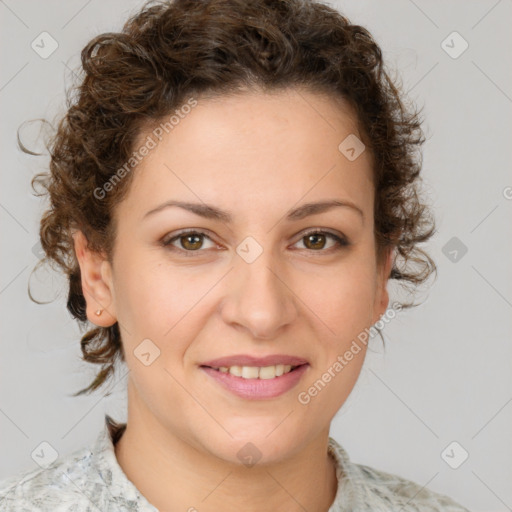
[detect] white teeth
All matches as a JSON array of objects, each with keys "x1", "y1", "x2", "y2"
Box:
[
  {"x1": 229, "y1": 365, "x2": 243, "y2": 377},
  {"x1": 241, "y1": 366, "x2": 259, "y2": 379},
  {"x1": 259, "y1": 366, "x2": 277, "y2": 380},
  {"x1": 213, "y1": 364, "x2": 298, "y2": 379}
]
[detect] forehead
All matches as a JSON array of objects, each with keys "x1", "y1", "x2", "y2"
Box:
[{"x1": 119, "y1": 88, "x2": 374, "y2": 222}]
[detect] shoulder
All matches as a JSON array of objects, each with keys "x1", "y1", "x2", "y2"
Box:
[
  {"x1": 0, "y1": 416, "x2": 155, "y2": 512},
  {"x1": 328, "y1": 437, "x2": 471, "y2": 511},
  {"x1": 355, "y1": 462, "x2": 470, "y2": 511},
  {"x1": 0, "y1": 443, "x2": 103, "y2": 511}
]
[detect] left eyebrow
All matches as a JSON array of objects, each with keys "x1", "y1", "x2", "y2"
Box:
[
  {"x1": 285, "y1": 199, "x2": 364, "y2": 222},
  {"x1": 143, "y1": 199, "x2": 364, "y2": 224}
]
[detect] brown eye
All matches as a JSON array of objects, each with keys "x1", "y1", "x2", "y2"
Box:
[
  {"x1": 162, "y1": 231, "x2": 216, "y2": 254},
  {"x1": 295, "y1": 230, "x2": 349, "y2": 252},
  {"x1": 179, "y1": 233, "x2": 204, "y2": 251},
  {"x1": 304, "y1": 233, "x2": 327, "y2": 250}
]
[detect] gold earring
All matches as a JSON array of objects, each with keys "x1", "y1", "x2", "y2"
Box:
[{"x1": 95, "y1": 309, "x2": 103, "y2": 316}]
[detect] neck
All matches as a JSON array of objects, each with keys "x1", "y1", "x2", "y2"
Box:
[{"x1": 114, "y1": 388, "x2": 338, "y2": 512}]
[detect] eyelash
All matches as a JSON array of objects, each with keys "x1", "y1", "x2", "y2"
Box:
[{"x1": 161, "y1": 229, "x2": 350, "y2": 257}]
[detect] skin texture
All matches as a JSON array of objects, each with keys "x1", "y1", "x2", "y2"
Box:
[{"x1": 73, "y1": 87, "x2": 393, "y2": 512}]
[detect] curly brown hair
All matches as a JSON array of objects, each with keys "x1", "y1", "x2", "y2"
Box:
[{"x1": 26, "y1": 0, "x2": 436, "y2": 397}]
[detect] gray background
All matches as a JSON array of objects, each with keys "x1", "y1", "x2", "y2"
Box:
[{"x1": 1, "y1": 1, "x2": 511, "y2": 510}]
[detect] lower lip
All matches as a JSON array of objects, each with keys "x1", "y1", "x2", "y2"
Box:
[{"x1": 201, "y1": 364, "x2": 309, "y2": 400}]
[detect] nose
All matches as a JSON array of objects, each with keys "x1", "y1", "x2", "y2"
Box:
[{"x1": 220, "y1": 246, "x2": 298, "y2": 340}]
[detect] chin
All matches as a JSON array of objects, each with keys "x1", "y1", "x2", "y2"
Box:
[{"x1": 199, "y1": 423, "x2": 308, "y2": 466}]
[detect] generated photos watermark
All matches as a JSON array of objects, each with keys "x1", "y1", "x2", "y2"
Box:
[
  {"x1": 297, "y1": 301, "x2": 403, "y2": 405},
  {"x1": 93, "y1": 97, "x2": 198, "y2": 200}
]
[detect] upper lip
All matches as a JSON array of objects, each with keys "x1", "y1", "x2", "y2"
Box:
[{"x1": 201, "y1": 354, "x2": 309, "y2": 368}]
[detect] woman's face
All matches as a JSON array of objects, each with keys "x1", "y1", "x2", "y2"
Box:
[{"x1": 77, "y1": 87, "x2": 392, "y2": 464}]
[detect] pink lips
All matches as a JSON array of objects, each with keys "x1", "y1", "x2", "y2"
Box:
[{"x1": 200, "y1": 354, "x2": 310, "y2": 400}]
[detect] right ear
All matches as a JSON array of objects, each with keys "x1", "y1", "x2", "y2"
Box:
[{"x1": 72, "y1": 230, "x2": 117, "y2": 327}]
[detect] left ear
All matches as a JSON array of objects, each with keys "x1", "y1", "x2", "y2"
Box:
[{"x1": 372, "y1": 246, "x2": 394, "y2": 325}]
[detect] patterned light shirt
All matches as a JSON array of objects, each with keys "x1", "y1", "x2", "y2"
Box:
[{"x1": 0, "y1": 414, "x2": 470, "y2": 511}]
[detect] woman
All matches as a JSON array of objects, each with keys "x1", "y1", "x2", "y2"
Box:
[{"x1": 0, "y1": 0, "x2": 471, "y2": 510}]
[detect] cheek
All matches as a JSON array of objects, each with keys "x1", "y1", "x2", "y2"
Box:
[
  {"x1": 302, "y1": 260, "x2": 377, "y2": 337},
  {"x1": 112, "y1": 257, "x2": 212, "y2": 356},
  {"x1": 110, "y1": 256, "x2": 167, "y2": 337},
  {"x1": 297, "y1": 275, "x2": 373, "y2": 416}
]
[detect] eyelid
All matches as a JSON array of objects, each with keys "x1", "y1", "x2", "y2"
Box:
[{"x1": 297, "y1": 228, "x2": 348, "y2": 243}]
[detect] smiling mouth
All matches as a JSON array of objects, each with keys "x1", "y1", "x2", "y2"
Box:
[{"x1": 200, "y1": 364, "x2": 307, "y2": 380}]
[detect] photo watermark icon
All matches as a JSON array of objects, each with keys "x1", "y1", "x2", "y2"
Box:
[
  {"x1": 93, "y1": 97, "x2": 198, "y2": 200},
  {"x1": 297, "y1": 301, "x2": 402, "y2": 405}
]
